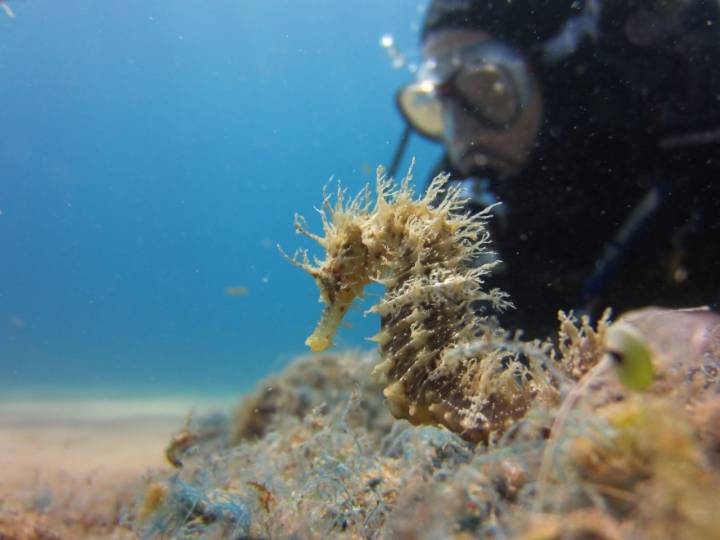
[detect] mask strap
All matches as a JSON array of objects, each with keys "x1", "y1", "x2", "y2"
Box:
[{"x1": 386, "y1": 124, "x2": 413, "y2": 179}]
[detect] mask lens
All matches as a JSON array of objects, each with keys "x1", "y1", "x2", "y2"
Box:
[
  {"x1": 454, "y1": 63, "x2": 519, "y2": 128},
  {"x1": 396, "y1": 81, "x2": 445, "y2": 140}
]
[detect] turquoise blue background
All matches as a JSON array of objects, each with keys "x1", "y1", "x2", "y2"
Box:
[{"x1": 0, "y1": 0, "x2": 442, "y2": 395}]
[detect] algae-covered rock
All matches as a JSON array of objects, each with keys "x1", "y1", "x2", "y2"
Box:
[
  {"x1": 134, "y1": 306, "x2": 720, "y2": 539},
  {"x1": 230, "y1": 351, "x2": 392, "y2": 445}
]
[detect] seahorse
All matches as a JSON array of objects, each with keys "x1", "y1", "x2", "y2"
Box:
[{"x1": 282, "y1": 164, "x2": 547, "y2": 443}]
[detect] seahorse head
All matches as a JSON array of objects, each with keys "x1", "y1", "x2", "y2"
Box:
[{"x1": 280, "y1": 178, "x2": 377, "y2": 352}]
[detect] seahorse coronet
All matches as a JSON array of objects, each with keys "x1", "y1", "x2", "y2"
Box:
[{"x1": 285, "y1": 163, "x2": 542, "y2": 443}]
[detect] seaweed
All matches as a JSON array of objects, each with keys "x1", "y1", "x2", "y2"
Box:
[
  {"x1": 134, "y1": 341, "x2": 720, "y2": 539},
  {"x1": 137, "y1": 476, "x2": 252, "y2": 539}
]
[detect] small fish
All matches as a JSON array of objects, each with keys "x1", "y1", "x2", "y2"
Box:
[
  {"x1": 165, "y1": 430, "x2": 200, "y2": 468},
  {"x1": 361, "y1": 162, "x2": 373, "y2": 176},
  {"x1": 605, "y1": 322, "x2": 654, "y2": 391},
  {"x1": 247, "y1": 481, "x2": 275, "y2": 512},
  {"x1": 225, "y1": 285, "x2": 249, "y2": 297}
]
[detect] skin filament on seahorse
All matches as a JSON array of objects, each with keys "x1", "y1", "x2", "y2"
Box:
[{"x1": 282, "y1": 163, "x2": 547, "y2": 443}]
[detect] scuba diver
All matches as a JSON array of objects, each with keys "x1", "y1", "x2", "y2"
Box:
[{"x1": 390, "y1": 0, "x2": 720, "y2": 336}]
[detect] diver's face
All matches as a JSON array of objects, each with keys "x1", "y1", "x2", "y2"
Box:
[{"x1": 423, "y1": 30, "x2": 543, "y2": 178}]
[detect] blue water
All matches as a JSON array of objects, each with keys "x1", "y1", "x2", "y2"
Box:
[{"x1": 0, "y1": 0, "x2": 441, "y2": 395}]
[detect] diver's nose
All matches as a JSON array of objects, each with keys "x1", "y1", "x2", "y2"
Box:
[{"x1": 444, "y1": 101, "x2": 493, "y2": 156}]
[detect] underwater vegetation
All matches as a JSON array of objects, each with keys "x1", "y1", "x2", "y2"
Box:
[{"x1": 134, "y1": 165, "x2": 720, "y2": 539}]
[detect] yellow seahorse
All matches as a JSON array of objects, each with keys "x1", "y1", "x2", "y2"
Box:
[{"x1": 282, "y1": 163, "x2": 547, "y2": 443}]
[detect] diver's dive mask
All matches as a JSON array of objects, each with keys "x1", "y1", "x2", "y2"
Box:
[{"x1": 396, "y1": 41, "x2": 535, "y2": 141}]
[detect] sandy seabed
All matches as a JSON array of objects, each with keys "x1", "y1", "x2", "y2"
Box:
[{"x1": 0, "y1": 395, "x2": 233, "y2": 539}]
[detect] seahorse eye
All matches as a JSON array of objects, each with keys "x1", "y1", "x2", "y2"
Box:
[{"x1": 606, "y1": 349, "x2": 624, "y2": 364}]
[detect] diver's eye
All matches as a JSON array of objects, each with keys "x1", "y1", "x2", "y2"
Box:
[{"x1": 606, "y1": 349, "x2": 623, "y2": 364}]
